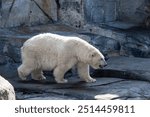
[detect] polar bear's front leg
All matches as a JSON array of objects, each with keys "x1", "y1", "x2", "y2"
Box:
[
  {"x1": 53, "y1": 65, "x2": 69, "y2": 83},
  {"x1": 77, "y1": 62, "x2": 96, "y2": 83},
  {"x1": 31, "y1": 69, "x2": 46, "y2": 80}
]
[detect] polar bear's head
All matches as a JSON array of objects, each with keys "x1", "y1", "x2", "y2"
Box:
[{"x1": 89, "y1": 49, "x2": 107, "y2": 69}]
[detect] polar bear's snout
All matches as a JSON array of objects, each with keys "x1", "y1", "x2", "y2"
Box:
[
  {"x1": 103, "y1": 62, "x2": 107, "y2": 67},
  {"x1": 100, "y1": 60, "x2": 107, "y2": 68},
  {"x1": 99, "y1": 59, "x2": 107, "y2": 68}
]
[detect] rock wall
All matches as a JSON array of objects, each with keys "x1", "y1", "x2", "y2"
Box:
[
  {"x1": 116, "y1": 0, "x2": 147, "y2": 23},
  {"x1": 0, "y1": 0, "x2": 84, "y2": 28},
  {"x1": 0, "y1": 0, "x2": 57, "y2": 27},
  {"x1": 55, "y1": 0, "x2": 83, "y2": 28},
  {"x1": 0, "y1": 0, "x2": 148, "y2": 28},
  {"x1": 85, "y1": 0, "x2": 117, "y2": 24}
]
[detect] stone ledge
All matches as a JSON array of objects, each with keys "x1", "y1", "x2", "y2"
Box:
[{"x1": 8, "y1": 56, "x2": 150, "y2": 100}]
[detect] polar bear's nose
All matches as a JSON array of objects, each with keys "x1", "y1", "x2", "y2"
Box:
[
  {"x1": 99, "y1": 63, "x2": 107, "y2": 68},
  {"x1": 103, "y1": 63, "x2": 107, "y2": 67},
  {"x1": 102, "y1": 61, "x2": 107, "y2": 67}
]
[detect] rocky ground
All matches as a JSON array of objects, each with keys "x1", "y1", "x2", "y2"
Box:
[
  {"x1": 0, "y1": 24, "x2": 150, "y2": 100},
  {"x1": 14, "y1": 57, "x2": 150, "y2": 100}
]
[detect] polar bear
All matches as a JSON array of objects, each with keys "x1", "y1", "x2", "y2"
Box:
[{"x1": 18, "y1": 33, "x2": 107, "y2": 83}]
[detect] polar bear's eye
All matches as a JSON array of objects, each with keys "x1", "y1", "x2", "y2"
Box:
[
  {"x1": 100, "y1": 58, "x2": 104, "y2": 61},
  {"x1": 91, "y1": 52, "x2": 97, "y2": 57}
]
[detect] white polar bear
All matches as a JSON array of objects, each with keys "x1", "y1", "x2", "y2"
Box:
[{"x1": 18, "y1": 33, "x2": 107, "y2": 83}]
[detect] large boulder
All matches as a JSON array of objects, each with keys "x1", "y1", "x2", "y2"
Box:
[{"x1": 0, "y1": 76, "x2": 15, "y2": 100}]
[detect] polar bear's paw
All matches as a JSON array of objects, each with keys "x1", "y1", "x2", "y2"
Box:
[
  {"x1": 85, "y1": 78, "x2": 96, "y2": 83},
  {"x1": 55, "y1": 79, "x2": 68, "y2": 84},
  {"x1": 39, "y1": 75, "x2": 46, "y2": 80},
  {"x1": 32, "y1": 75, "x2": 46, "y2": 81},
  {"x1": 18, "y1": 73, "x2": 27, "y2": 81},
  {"x1": 20, "y1": 77, "x2": 27, "y2": 81}
]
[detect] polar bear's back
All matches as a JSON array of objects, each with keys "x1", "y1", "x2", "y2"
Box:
[
  {"x1": 23, "y1": 33, "x2": 90, "y2": 53},
  {"x1": 21, "y1": 33, "x2": 88, "y2": 70},
  {"x1": 24, "y1": 33, "x2": 65, "y2": 50}
]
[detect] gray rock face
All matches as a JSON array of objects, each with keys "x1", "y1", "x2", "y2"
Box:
[
  {"x1": 0, "y1": 0, "x2": 85, "y2": 28},
  {"x1": 83, "y1": 24, "x2": 150, "y2": 58},
  {"x1": 58, "y1": 0, "x2": 85, "y2": 28},
  {"x1": 15, "y1": 77, "x2": 150, "y2": 100},
  {"x1": 0, "y1": 0, "x2": 57, "y2": 27},
  {"x1": 92, "y1": 36, "x2": 121, "y2": 56},
  {"x1": 122, "y1": 31, "x2": 150, "y2": 58},
  {"x1": 0, "y1": 0, "x2": 148, "y2": 28},
  {"x1": 0, "y1": 55, "x2": 7, "y2": 65},
  {"x1": 0, "y1": 76, "x2": 15, "y2": 100},
  {"x1": 3, "y1": 42, "x2": 21, "y2": 63},
  {"x1": 85, "y1": 0, "x2": 116, "y2": 24},
  {"x1": 116, "y1": 0, "x2": 146, "y2": 23}
]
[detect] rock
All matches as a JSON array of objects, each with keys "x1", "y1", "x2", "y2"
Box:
[
  {"x1": 7, "y1": 56, "x2": 150, "y2": 100},
  {"x1": 0, "y1": 38, "x2": 6, "y2": 54},
  {"x1": 0, "y1": 76, "x2": 15, "y2": 100},
  {"x1": 0, "y1": 0, "x2": 57, "y2": 27},
  {"x1": 16, "y1": 92, "x2": 77, "y2": 100},
  {"x1": 98, "y1": 56, "x2": 150, "y2": 82},
  {"x1": 14, "y1": 77, "x2": 150, "y2": 100},
  {"x1": 121, "y1": 31, "x2": 150, "y2": 58},
  {"x1": 0, "y1": 0, "x2": 85, "y2": 28},
  {"x1": 3, "y1": 43, "x2": 21, "y2": 63},
  {"x1": 106, "y1": 21, "x2": 138, "y2": 29},
  {"x1": 116, "y1": 0, "x2": 146, "y2": 24},
  {"x1": 83, "y1": 23, "x2": 150, "y2": 58},
  {"x1": 85, "y1": 0, "x2": 116, "y2": 24},
  {"x1": 0, "y1": 0, "x2": 148, "y2": 28},
  {"x1": 0, "y1": 55, "x2": 7, "y2": 65},
  {"x1": 53, "y1": 0, "x2": 85, "y2": 28},
  {"x1": 83, "y1": 24, "x2": 126, "y2": 41},
  {"x1": 34, "y1": 0, "x2": 57, "y2": 22},
  {"x1": 122, "y1": 42, "x2": 149, "y2": 57},
  {"x1": 92, "y1": 36, "x2": 121, "y2": 56},
  {"x1": 95, "y1": 94, "x2": 119, "y2": 100},
  {"x1": 94, "y1": 80, "x2": 150, "y2": 100},
  {"x1": 0, "y1": 63, "x2": 19, "y2": 79}
]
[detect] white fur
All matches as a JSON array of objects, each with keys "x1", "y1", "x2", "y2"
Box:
[{"x1": 18, "y1": 33, "x2": 106, "y2": 83}]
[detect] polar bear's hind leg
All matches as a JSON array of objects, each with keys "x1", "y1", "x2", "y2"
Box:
[{"x1": 18, "y1": 64, "x2": 33, "y2": 80}]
